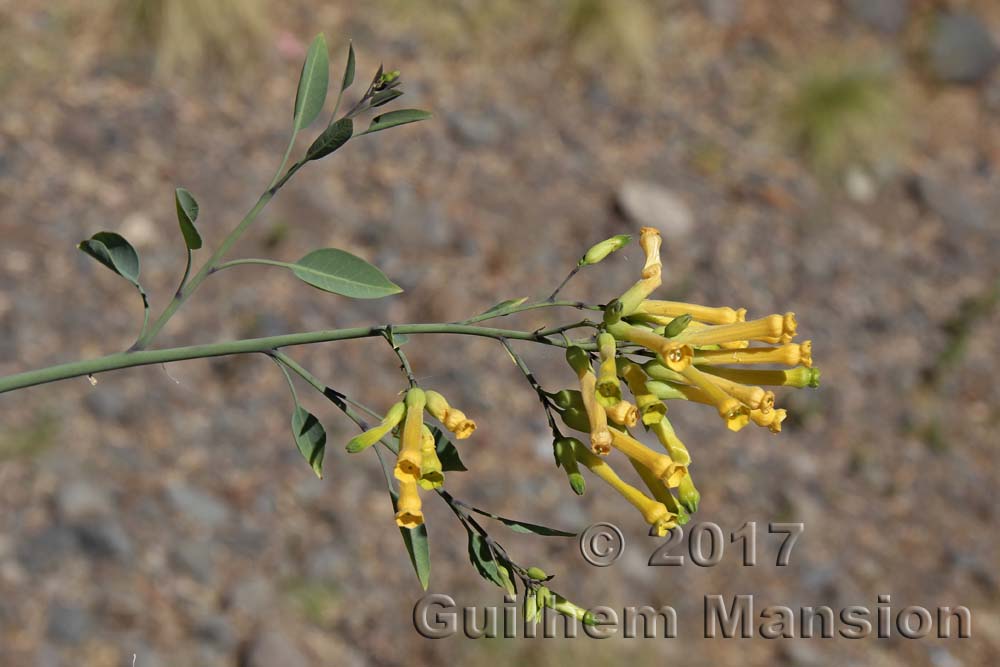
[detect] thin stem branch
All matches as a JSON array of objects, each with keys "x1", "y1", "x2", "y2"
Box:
[
  {"x1": 381, "y1": 328, "x2": 416, "y2": 387},
  {"x1": 499, "y1": 338, "x2": 561, "y2": 439},
  {"x1": 0, "y1": 322, "x2": 598, "y2": 395},
  {"x1": 546, "y1": 265, "x2": 582, "y2": 302}
]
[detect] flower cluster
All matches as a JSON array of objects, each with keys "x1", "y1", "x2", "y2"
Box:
[
  {"x1": 346, "y1": 387, "x2": 476, "y2": 529},
  {"x1": 551, "y1": 227, "x2": 820, "y2": 535}
]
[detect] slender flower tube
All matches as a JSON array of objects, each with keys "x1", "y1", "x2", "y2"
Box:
[
  {"x1": 606, "y1": 320, "x2": 693, "y2": 372},
  {"x1": 693, "y1": 341, "x2": 813, "y2": 367},
  {"x1": 554, "y1": 436, "x2": 586, "y2": 495},
  {"x1": 395, "y1": 476, "x2": 424, "y2": 528},
  {"x1": 617, "y1": 228, "x2": 663, "y2": 315},
  {"x1": 424, "y1": 389, "x2": 450, "y2": 422},
  {"x1": 750, "y1": 407, "x2": 787, "y2": 433},
  {"x1": 674, "y1": 313, "x2": 792, "y2": 346},
  {"x1": 644, "y1": 359, "x2": 769, "y2": 410},
  {"x1": 596, "y1": 333, "x2": 622, "y2": 406},
  {"x1": 609, "y1": 427, "x2": 684, "y2": 487},
  {"x1": 701, "y1": 365, "x2": 821, "y2": 388},
  {"x1": 346, "y1": 401, "x2": 405, "y2": 453},
  {"x1": 566, "y1": 346, "x2": 612, "y2": 454},
  {"x1": 629, "y1": 458, "x2": 687, "y2": 525},
  {"x1": 418, "y1": 424, "x2": 444, "y2": 489},
  {"x1": 650, "y1": 417, "x2": 691, "y2": 466},
  {"x1": 606, "y1": 399, "x2": 640, "y2": 427},
  {"x1": 394, "y1": 388, "x2": 426, "y2": 481},
  {"x1": 679, "y1": 364, "x2": 751, "y2": 432},
  {"x1": 551, "y1": 595, "x2": 597, "y2": 626},
  {"x1": 618, "y1": 359, "x2": 666, "y2": 425},
  {"x1": 573, "y1": 440, "x2": 675, "y2": 537},
  {"x1": 644, "y1": 380, "x2": 691, "y2": 402},
  {"x1": 635, "y1": 300, "x2": 746, "y2": 325}
]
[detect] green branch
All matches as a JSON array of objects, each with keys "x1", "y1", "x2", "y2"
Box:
[{"x1": 0, "y1": 321, "x2": 597, "y2": 395}]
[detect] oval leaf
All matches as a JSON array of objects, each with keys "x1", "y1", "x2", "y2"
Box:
[
  {"x1": 292, "y1": 248, "x2": 402, "y2": 299},
  {"x1": 306, "y1": 118, "x2": 353, "y2": 161},
  {"x1": 370, "y1": 89, "x2": 404, "y2": 108},
  {"x1": 341, "y1": 42, "x2": 355, "y2": 91},
  {"x1": 78, "y1": 232, "x2": 141, "y2": 286},
  {"x1": 469, "y1": 505, "x2": 577, "y2": 537},
  {"x1": 174, "y1": 187, "x2": 202, "y2": 250},
  {"x1": 363, "y1": 109, "x2": 432, "y2": 135},
  {"x1": 293, "y1": 34, "x2": 329, "y2": 131},
  {"x1": 292, "y1": 406, "x2": 326, "y2": 478},
  {"x1": 432, "y1": 427, "x2": 467, "y2": 472}
]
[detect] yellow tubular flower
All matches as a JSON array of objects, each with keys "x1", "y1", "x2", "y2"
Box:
[
  {"x1": 395, "y1": 476, "x2": 424, "y2": 528},
  {"x1": 635, "y1": 300, "x2": 746, "y2": 325},
  {"x1": 750, "y1": 407, "x2": 788, "y2": 433},
  {"x1": 674, "y1": 313, "x2": 788, "y2": 346},
  {"x1": 346, "y1": 401, "x2": 406, "y2": 453},
  {"x1": 566, "y1": 346, "x2": 612, "y2": 454},
  {"x1": 679, "y1": 364, "x2": 751, "y2": 432},
  {"x1": 693, "y1": 341, "x2": 813, "y2": 367},
  {"x1": 609, "y1": 427, "x2": 683, "y2": 487},
  {"x1": 606, "y1": 321, "x2": 693, "y2": 372},
  {"x1": 618, "y1": 359, "x2": 667, "y2": 425},
  {"x1": 573, "y1": 441, "x2": 675, "y2": 537},
  {"x1": 443, "y1": 408, "x2": 476, "y2": 439},
  {"x1": 697, "y1": 372, "x2": 770, "y2": 412},
  {"x1": 650, "y1": 417, "x2": 691, "y2": 466},
  {"x1": 628, "y1": 458, "x2": 685, "y2": 520},
  {"x1": 418, "y1": 425, "x2": 444, "y2": 490},
  {"x1": 677, "y1": 472, "x2": 700, "y2": 513},
  {"x1": 617, "y1": 228, "x2": 663, "y2": 315},
  {"x1": 701, "y1": 365, "x2": 821, "y2": 388},
  {"x1": 606, "y1": 399, "x2": 639, "y2": 427},
  {"x1": 394, "y1": 388, "x2": 426, "y2": 481},
  {"x1": 596, "y1": 333, "x2": 622, "y2": 406}
]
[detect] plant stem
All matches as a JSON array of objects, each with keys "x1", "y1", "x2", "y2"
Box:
[{"x1": 0, "y1": 322, "x2": 597, "y2": 395}]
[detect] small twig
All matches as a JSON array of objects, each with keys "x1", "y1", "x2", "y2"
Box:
[
  {"x1": 546, "y1": 265, "x2": 582, "y2": 302},
  {"x1": 499, "y1": 338, "x2": 562, "y2": 439}
]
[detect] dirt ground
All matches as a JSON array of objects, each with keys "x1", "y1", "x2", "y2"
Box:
[{"x1": 1, "y1": 1, "x2": 999, "y2": 666}]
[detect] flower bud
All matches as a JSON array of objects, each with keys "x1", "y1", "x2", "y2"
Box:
[
  {"x1": 678, "y1": 473, "x2": 700, "y2": 514},
  {"x1": 663, "y1": 313, "x2": 693, "y2": 338},
  {"x1": 346, "y1": 400, "x2": 405, "y2": 453},
  {"x1": 526, "y1": 566, "x2": 548, "y2": 580},
  {"x1": 554, "y1": 437, "x2": 586, "y2": 495},
  {"x1": 579, "y1": 234, "x2": 631, "y2": 266}
]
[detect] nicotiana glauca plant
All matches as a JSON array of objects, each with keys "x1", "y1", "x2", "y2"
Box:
[{"x1": 0, "y1": 35, "x2": 820, "y2": 624}]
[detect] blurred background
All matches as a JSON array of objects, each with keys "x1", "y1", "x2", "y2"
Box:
[{"x1": 1, "y1": 1, "x2": 999, "y2": 665}]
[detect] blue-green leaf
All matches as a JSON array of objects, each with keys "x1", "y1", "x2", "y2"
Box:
[
  {"x1": 78, "y1": 232, "x2": 141, "y2": 287},
  {"x1": 469, "y1": 506, "x2": 577, "y2": 537},
  {"x1": 291, "y1": 248, "x2": 402, "y2": 299},
  {"x1": 293, "y1": 34, "x2": 329, "y2": 131},
  {"x1": 306, "y1": 118, "x2": 353, "y2": 161},
  {"x1": 431, "y1": 427, "x2": 467, "y2": 472},
  {"x1": 362, "y1": 109, "x2": 432, "y2": 135},
  {"x1": 466, "y1": 530, "x2": 505, "y2": 588},
  {"x1": 174, "y1": 187, "x2": 202, "y2": 250},
  {"x1": 291, "y1": 406, "x2": 326, "y2": 478}
]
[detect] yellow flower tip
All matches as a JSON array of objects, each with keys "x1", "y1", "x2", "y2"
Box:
[
  {"x1": 639, "y1": 227, "x2": 662, "y2": 279},
  {"x1": 444, "y1": 409, "x2": 476, "y2": 439},
  {"x1": 719, "y1": 398, "x2": 751, "y2": 432},
  {"x1": 780, "y1": 312, "x2": 798, "y2": 343},
  {"x1": 768, "y1": 409, "x2": 787, "y2": 434},
  {"x1": 591, "y1": 428, "x2": 613, "y2": 455},
  {"x1": 606, "y1": 400, "x2": 639, "y2": 427},
  {"x1": 661, "y1": 343, "x2": 693, "y2": 372},
  {"x1": 735, "y1": 307, "x2": 747, "y2": 322},
  {"x1": 760, "y1": 390, "x2": 776, "y2": 414},
  {"x1": 799, "y1": 340, "x2": 813, "y2": 368},
  {"x1": 395, "y1": 508, "x2": 424, "y2": 529},
  {"x1": 651, "y1": 513, "x2": 678, "y2": 538}
]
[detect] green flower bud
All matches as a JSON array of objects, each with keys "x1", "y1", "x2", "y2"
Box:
[
  {"x1": 526, "y1": 566, "x2": 548, "y2": 580},
  {"x1": 565, "y1": 346, "x2": 592, "y2": 376},
  {"x1": 524, "y1": 591, "x2": 539, "y2": 623},
  {"x1": 346, "y1": 401, "x2": 405, "y2": 453},
  {"x1": 579, "y1": 234, "x2": 631, "y2": 267},
  {"x1": 602, "y1": 299, "x2": 624, "y2": 326},
  {"x1": 553, "y1": 437, "x2": 586, "y2": 495},
  {"x1": 552, "y1": 594, "x2": 592, "y2": 624},
  {"x1": 497, "y1": 564, "x2": 517, "y2": 599},
  {"x1": 537, "y1": 586, "x2": 552, "y2": 608},
  {"x1": 663, "y1": 314, "x2": 693, "y2": 338},
  {"x1": 678, "y1": 473, "x2": 700, "y2": 513}
]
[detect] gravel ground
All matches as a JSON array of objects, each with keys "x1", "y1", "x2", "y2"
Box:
[{"x1": 1, "y1": 1, "x2": 999, "y2": 666}]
